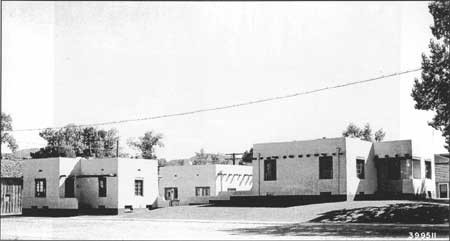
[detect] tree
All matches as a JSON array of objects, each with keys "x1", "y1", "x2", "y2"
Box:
[
  {"x1": 33, "y1": 125, "x2": 119, "y2": 158},
  {"x1": 192, "y1": 148, "x2": 207, "y2": 165},
  {"x1": 127, "y1": 131, "x2": 164, "y2": 159},
  {"x1": 1, "y1": 112, "x2": 18, "y2": 152},
  {"x1": 412, "y1": 0, "x2": 450, "y2": 152},
  {"x1": 241, "y1": 148, "x2": 253, "y2": 163},
  {"x1": 342, "y1": 123, "x2": 386, "y2": 142},
  {"x1": 158, "y1": 158, "x2": 167, "y2": 167},
  {"x1": 374, "y1": 129, "x2": 386, "y2": 142}
]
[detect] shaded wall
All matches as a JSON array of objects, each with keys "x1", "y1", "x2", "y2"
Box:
[{"x1": 252, "y1": 137, "x2": 347, "y2": 196}]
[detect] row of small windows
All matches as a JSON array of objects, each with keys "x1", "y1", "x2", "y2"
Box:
[
  {"x1": 163, "y1": 186, "x2": 215, "y2": 200},
  {"x1": 34, "y1": 177, "x2": 144, "y2": 198},
  {"x1": 263, "y1": 158, "x2": 432, "y2": 181}
]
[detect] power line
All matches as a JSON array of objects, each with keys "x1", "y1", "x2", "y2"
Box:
[{"x1": 5, "y1": 68, "x2": 421, "y2": 133}]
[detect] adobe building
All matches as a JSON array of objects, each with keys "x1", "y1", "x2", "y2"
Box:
[
  {"x1": 434, "y1": 153, "x2": 449, "y2": 199},
  {"x1": 158, "y1": 164, "x2": 252, "y2": 206},
  {"x1": 22, "y1": 157, "x2": 158, "y2": 215},
  {"x1": 223, "y1": 137, "x2": 436, "y2": 206}
]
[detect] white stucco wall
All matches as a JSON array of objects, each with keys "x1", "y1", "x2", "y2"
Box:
[
  {"x1": 374, "y1": 139, "x2": 436, "y2": 197},
  {"x1": 159, "y1": 165, "x2": 216, "y2": 205},
  {"x1": 158, "y1": 164, "x2": 252, "y2": 205},
  {"x1": 374, "y1": 140, "x2": 412, "y2": 158},
  {"x1": 215, "y1": 165, "x2": 253, "y2": 194},
  {"x1": 252, "y1": 137, "x2": 347, "y2": 196},
  {"x1": 23, "y1": 157, "x2": 78, "y2": 209},
  {"x1": 117, "y1": 158, "x2": 159, "y2": 209},
  {"x1": 345, "y1": 138, "x2": 377, "y2": 199}
]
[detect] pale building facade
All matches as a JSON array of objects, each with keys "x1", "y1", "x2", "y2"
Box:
[
  {"x1": 158, "y1": 164, "x2": 252, "y2": 206},
  {"x1": 250, "y1": 137, "x2": 436, "y2": 201},
  {"x1": 22, "y1": 157, "x2": 158, "y2": 215}
]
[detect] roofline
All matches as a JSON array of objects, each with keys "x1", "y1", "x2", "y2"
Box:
[{"x1": 253, "y1": 137, "x2": 346, "y2": 146}]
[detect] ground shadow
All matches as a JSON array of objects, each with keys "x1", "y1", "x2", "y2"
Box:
[
  {"x1": 223, "y1": 223, "x2": 450, "y2": 238},
  {"x1": 224, "y1": 202, "x2": 450, "y2": 238},
  {"x1": 309, "y1": 203, "x2": 449, "y2": 224}
]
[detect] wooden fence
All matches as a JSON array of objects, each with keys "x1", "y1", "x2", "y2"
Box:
[{"x1": 1, "y1": 177, "x2": 23, "y2": 215}]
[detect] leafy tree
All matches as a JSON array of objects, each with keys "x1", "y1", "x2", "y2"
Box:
[
  {"x1": 412, "y1": 0, "x2": 450, "y2": 152},
  {"x1": 374, "y1": 129, "x2": 386, "y2": 142},
  {"x1": 33, "y1": 125, "x2": 119, "y2": 158},
  {"x1": 192, "y1": 148, "x2": 207, "y2": 165},
  {"x1": 342, "y1": 123, "x2": 386, "y2": 142},
  {"x1": 127, "y1": 131, "x2": 164, "y2": 159},
  {"x1": 158, "y1": 158, "x2": 167, "y2": 167},
  {"x1": 1, "y1": 112, "x2": 18, "y2": 152},
  {"x1": 241, "y1": 148, "x2": 253, "y2": 163}
]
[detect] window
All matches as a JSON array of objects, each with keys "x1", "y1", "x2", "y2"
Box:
[
  {"x1": 425, "y1": 161, "x2": 432, "y2": 179},
  {"x1": 412, "y1": 159, "x2": 421, "y2": 179},
  {"x1": 356, "y1": 159, "x2": 365, "y2": 179},
  {"x1": 319, "y1": 156, "x2": 333, "y2": 179},
  {"x1": 195, "y1": 187, "x2": 211, "y2": 197},
  {"x1": 64, "y1": 176, "x2": 75, "y2": 198},
  {"x1": 387, "y1": 160, "x2": 401, "y2": 180},
  {"x1": 227, "y1": 188, "x2": 236, "y2": 192},
  {"x1": 439, "y1": 183, "x2": 448, "y2": 199},
  {"x1": 135, "y1": 180, "x2": 143, "y2": 196},
  {"x1": 164, "y1": 187, "x2": 178, "y2": 200},
  {"x1": 264, "y1": 158, "x2": 276, "y2": 181},
  {"x1": 35, "y1": 179, "x2": 46, "y2": 197},
  {"x1": 98, "y1": 177, "x2": 107, "y2": 197}
]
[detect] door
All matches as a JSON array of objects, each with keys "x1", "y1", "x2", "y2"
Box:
[
  {"x1": 164, "y1": 187, "x2": 179, "y2": 206},
  {"x1": 438, "y1": 183, "x2": 448, "y2": 199}
]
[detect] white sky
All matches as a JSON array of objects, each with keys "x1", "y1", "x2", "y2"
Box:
[{"x1": 1, "y1": 1, "x2": 447, "y2": 159}]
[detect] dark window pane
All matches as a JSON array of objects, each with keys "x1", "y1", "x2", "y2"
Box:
[
  {"x1": 356, "y1": 159, "x2": 365, "y2": 179},
  {"x1": 264, "y1": 159, "x2": 276, "y2": 181},
  {"x1": 319, "y1": 156, "x2": 333, "y2": 179},
  {"x1": 64, "y1": 177, "x2": 75, "y2": 198},
  {"x1": 135, "y1": 180, "x2": 143, "y2": 196},
  {"x1": 35, "y1": 179, "x2": 46, "y2": 198},
  {"x1": 425, "y1": 161, "x2": 432, "y2": 179},
  {"x1": 98, "y1": 177, "x2": 107, "y2": 197}
]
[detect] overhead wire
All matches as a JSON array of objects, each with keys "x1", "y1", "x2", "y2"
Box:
[{"x1": 4, "y1": 68, "x2": 421, "y2": 133}]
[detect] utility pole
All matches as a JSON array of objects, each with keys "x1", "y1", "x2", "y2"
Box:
[{"x1": 225, "y1": 153, "x2": 244, "y2": 165}]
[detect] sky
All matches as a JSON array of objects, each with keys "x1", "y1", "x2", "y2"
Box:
[{"x1": 2, "y1": 1, "x2": 447, "y2": 159}]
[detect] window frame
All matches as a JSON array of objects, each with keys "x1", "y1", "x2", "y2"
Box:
[
  {"x1": 164, "y1": 187, "x2": 178, "y2": 200},
  {"x1": 425, "y1": 161, "x2": 432, "y2": 179},
  {"x1": 263, "y1": 158, "x2": 277, "y2": 181},
  {"x1": 98, "y1": 176, "x2": 107, "y2": 197},
  {"x1": 134, "y1": 179, "x2": 144, "y2": 196},
  {"x1": 412, "y1": 159, "x2": 421, "y2": 179},
  {"x1": 64, "y1": 176, "x2": 75, "y2": 198},
  {"x1": 195, "y1": 186, "x2": 211, "y2": 197},
  {"x1": 319, "y1": 156, "x2": 333, "y2": 179},
  {"x1": 35, "y1": 178, "x2": 46, "y2": 198},
  {"x1": 438, "y1": 183, "x2": 449, "y2": 199},
  {"x1": 356, "y1": 159, "x2": 365, "y2": 179}
]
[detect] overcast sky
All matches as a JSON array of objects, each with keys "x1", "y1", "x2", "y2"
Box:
[{"x1": 2, "y1": 1, "x2": 446, "y2": 159}]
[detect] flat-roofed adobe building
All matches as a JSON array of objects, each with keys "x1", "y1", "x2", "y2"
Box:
[
  {"x1": 158, "y1": 164, "x2": 252, "y2": 206},
  {"x1": 249, "y1": 137, "x2": 435, "y2": 203},
  {"x1": 22, "y1": 157, "x2": 158, "y2": 216},
  {"x1": 434, "y1": 153, "x2": 449, "y2": 199}
]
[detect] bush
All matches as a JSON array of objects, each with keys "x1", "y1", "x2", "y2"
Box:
[{"x1": 30, "y1": 146, "x2": 76, "y2": 159}]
